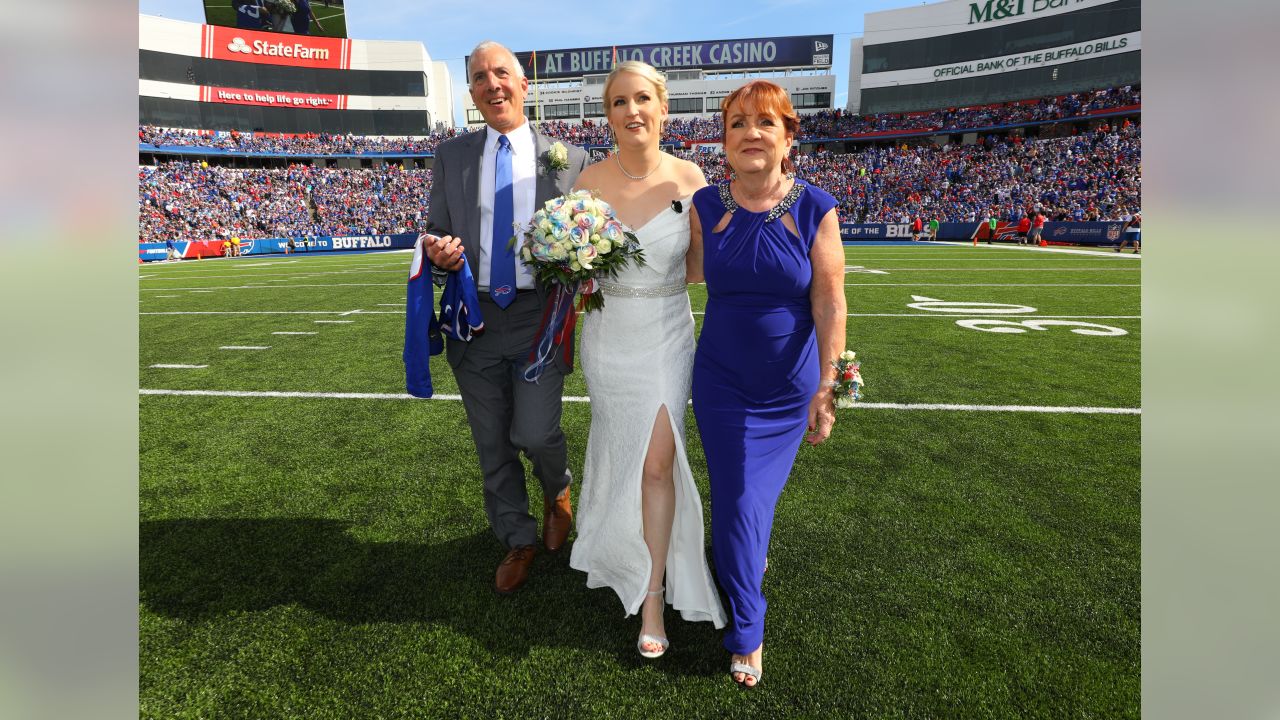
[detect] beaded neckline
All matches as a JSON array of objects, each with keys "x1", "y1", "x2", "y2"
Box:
[{"x1": 718, "y1": 179, "x2": 805, "y2": 223}]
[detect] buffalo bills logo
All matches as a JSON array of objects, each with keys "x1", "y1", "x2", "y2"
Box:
[
  {"x1": 1053, "y1": 227, "x2": 1068, "y2": 237},
  {"x1": 493, "y1": 285, "x2": 514, "y2": 297}
]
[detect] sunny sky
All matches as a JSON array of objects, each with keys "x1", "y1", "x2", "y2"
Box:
[{"x1": 138, "y1": 0, "x2": 920, "y2": 126}]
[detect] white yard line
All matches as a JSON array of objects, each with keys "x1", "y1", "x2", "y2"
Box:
[
  {"x1": 140, "y1": 283, "x2": 404, "y2": 292},
  {"x1": 147, "y1": 364, "x2": 208, "y2": 369},
  {"x1": 219, "y1": 345, "x2": 271, "y2": 350},
  {"x1": 144, "y1": 311, "x2": 342, "y2": 315},
  {"x1": 144, "y1": 310, "x2": 1139, "y2": 319},
  {"x1": 925, "y1": 242, "x2": 1142, "y2": 258},
  {"x1": 271, "y1": 332, "x2": 318, "y2": 335},
  {"x1": 141, "y1": 270, "x2": 404, "y2": 280},
  {"x1": 140, "y1": 281, "x2": 1135, "y2": 291},
  {"x1": 314, "y1": 320, "x2": 355, "y2": 324},
  {"x1": 138, "y1": 388, "x2": 1139, "y2": 414},
  {"x1": 872, "y1": 268, "x2": 1139, "y2": 271},
  {"x1": 844, "y1": 283, "x2": 1140, "y2": 287}
]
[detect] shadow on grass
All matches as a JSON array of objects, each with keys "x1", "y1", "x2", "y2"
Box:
[{"x1": 140, "y1": 518, "x2": 725, "y2": 675}]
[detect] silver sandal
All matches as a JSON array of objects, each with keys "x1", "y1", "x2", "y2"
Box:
[
  {"x1": 730, "y1": 661, "x2": 762, "y2": 687},
  {"x1": 637, "y1": 590, "x2": 668, "y2": 659}
]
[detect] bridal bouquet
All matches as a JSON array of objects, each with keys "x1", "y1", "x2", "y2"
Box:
[
  {"x1": 832, "y1": 351, "x2": 864, "y2": 408},
  {"x1": 514, "y1": 189, "x2": 645, "y2": 312},
  {"x1": 513, "y1": 189, "x2": 646, "y2": 381}
]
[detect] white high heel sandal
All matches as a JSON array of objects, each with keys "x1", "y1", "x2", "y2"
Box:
[{"x1": 636, "y1": 590, "x2": 669, "y2": 659}]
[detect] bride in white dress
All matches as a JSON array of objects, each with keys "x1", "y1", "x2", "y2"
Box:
[{"x1": 569, "y1": 61, "x2": 727, "y2": 656}]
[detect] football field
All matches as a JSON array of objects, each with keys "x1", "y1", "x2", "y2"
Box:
[{"x1": 139, "y1": 243, "x2": 1140, "y2": 718}]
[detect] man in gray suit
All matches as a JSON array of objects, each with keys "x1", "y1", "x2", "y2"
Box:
[{"x1": 423, "y1": 40, "x2": 589, "y2": 595}]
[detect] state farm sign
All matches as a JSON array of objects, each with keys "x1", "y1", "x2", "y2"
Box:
[{"x1": 202, "y1": 24, "x2": 350, "y2": 69}]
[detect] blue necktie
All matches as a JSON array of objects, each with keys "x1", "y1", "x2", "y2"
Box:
[{"x1": 490, "y1": 135, "x2": 516, "y2": 308}]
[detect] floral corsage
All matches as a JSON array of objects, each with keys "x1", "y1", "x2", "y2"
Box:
[
  {"x1": 831, "y1": 351, "x2": 864, "y2": 409},
  {"x1": 544, "y1": 142, "x2": 569, "y2": 172}
]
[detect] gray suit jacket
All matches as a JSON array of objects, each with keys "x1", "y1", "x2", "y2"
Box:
[{"x1": 426, "y1": 124, "x2": 590, "y2": 371}]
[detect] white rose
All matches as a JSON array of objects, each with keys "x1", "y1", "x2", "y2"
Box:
[
  {"x1": 596, "y1": 237, "x2": 612, "y2": 255},
  {"x1": 840, "y1": 350, "x2": 857, "y2": 362}
]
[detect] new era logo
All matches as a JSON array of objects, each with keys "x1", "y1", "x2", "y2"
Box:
[
  {"x1": 815, "y1": 41, "x2": 829, "y2": 52},
  {"x1": 228, "y1": 37, "x2": 253, "y2": 54}
]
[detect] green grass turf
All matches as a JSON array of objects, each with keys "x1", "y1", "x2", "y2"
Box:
[
  {"x1": 139, "y1": 245, "x2": 1139, "y2": 718},
  {"x1": 204, "y1": 0, "x2": 348, "y2": 39}
]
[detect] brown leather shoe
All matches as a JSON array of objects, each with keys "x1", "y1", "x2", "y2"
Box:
[
  {"x1": 542, "y1": 487, "x2": 573, "y2": 553},
  {"x1": 494, "y1": 545, "x2": 536, "y2": 595}
]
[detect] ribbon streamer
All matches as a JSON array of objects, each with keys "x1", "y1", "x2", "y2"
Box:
[{"x1": 522, "y1": 282, "x2": 579, "y2": 383}]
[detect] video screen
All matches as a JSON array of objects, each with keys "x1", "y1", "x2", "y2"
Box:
[{"x1": 204, "y1": 0, "x2": 348, "y2": 39}]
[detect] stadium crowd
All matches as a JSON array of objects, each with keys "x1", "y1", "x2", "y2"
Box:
[
  {"x1": 139, "y1": 126, "x2": 468, "y2": 155},
  {"x1": 139, "y1": 162, "x2": 431, "y2": 241},
  {"x1": 792, "y1": 119, "x2": 1141, "y2": 224},
  {"x1": 139, "y1": 85, "x2": 1139, "y2": 155},
  {"x1": 139, "y1": 119, "x2": 1138, "y2": 242},
  {"x1": 798, "y1": 85, "x2": 1139, "y2": 139}
]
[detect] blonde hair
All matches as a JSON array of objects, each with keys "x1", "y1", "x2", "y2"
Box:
[{"x1": 603, "y1": 60, "x2": 668, "y2": 107}]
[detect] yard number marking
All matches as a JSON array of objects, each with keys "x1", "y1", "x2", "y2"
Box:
[
  {"x1": 907, "y1": 295, "x2": 1037, "y2": 314},
  {"x1": 955, "y1": 319, "x2": 1128, "y2": 336}
]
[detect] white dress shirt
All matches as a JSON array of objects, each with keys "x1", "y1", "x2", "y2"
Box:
[{"x1": 477, "y1": 122, "x2": 537, "y2": 291}]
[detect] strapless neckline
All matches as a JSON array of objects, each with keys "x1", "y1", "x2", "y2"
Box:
[{"x1": 620, "y1": 194, "x2": 694, "y2": 234}]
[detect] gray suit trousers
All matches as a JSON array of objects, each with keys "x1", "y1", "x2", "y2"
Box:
[{"x1": 451, "y1": 292, "x2": 571, "y2": 549}]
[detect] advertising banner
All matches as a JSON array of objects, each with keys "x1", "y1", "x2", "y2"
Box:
[
  {"x1": 862, "y1": 31, "x2": 1139, "y2": 89},
  {"x1": 840, "y1": 223, "x2": 912, "y2": 240},
  {"x1": 202, "y1": 23, "x2": 351, "y2": 70},
  {"x1": 1043, "y1": 221, "x2": 1126, "y2": 245},
  {"x1": 139, "y1": 233, "x2": 419, "y2": 261},
  {"x1": 497, "y1": 35, "x2": 834, "y2": 81},
  {"x1": 201, "y1": 86, "x2": 347, "y2": 110}
]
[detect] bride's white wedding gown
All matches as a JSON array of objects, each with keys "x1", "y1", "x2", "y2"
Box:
[{"x1": 570, "y1": 198, "x2": 727, "y2": 628}]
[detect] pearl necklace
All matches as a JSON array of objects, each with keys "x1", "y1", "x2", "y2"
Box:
[{"x1": 615, "y1": 151, "x2": 662, "y2": 181}]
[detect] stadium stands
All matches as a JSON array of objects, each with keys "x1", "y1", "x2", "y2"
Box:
[{"x1": 138, "y1": 86, "x2": 1140, "y2": 242}]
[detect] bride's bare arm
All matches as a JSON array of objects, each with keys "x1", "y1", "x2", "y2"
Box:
[{"x1": 686, "y1": 203, "x2": 704, "y2": 284}]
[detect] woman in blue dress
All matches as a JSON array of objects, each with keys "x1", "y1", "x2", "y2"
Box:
[{"x1": 689, "y1": 80, "x2": 847, "y2": 687}]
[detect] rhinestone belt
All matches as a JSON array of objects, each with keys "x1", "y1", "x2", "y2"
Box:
[{"x1": 597, "y1": 280, "x2": 687, "y2": 298}]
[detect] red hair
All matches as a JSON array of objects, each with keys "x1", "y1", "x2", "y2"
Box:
[{"x1": 720, "y1": 80, "x2": 800, "y2": 175}]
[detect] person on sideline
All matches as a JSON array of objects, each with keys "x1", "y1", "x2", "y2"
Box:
[
  {"x1": 1029, "y1": 208, "x2": 1046, "y2": 245},
  {"x1": 420, "y1": 41, "x2": 589, "y2": 595},
  {"x1": 1118, "y1": 209, "x2": 1141, "y2": 253},
  {"x1": 568, "y1": 61, "x2": 727, "y2": 660},
  {"x1": 690, "y1": 80, "x2": 847, "y2": 687}
]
